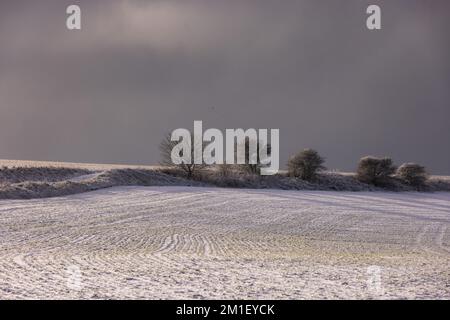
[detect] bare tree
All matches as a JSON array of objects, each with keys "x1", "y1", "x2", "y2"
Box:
[
  {"x1": 237, "y1": 137, "x2": 271, "y2": 175},
  {"x1": 159, "y1": 132, "x2": 205, "y2": 178}
]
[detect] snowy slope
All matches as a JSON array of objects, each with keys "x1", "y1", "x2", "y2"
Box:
[{"x1": 0, "y1": 187, "x2": 449, "y2": 299}]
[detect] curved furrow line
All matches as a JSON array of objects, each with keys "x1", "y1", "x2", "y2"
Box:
[
  {"x1": 1, "y1": 187, "x2": 450, "y2": 299},
  {"x1": 436, "y1": 225, "x2": 450, "y2": 254}
]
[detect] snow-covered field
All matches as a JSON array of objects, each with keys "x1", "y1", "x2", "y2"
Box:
[
  {"x1": 0, "y1": 159, "x2": 158, "y2": 171},
  {"x1": 0, "y1": 186, "x2": 449, "y2": 299}
]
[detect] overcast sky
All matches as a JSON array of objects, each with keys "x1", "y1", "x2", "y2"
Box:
[{"x1": 0, "y1": 0, "x2": 449, "y2": 173}]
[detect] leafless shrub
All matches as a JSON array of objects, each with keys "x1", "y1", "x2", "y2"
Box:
[
  {"x1": 356, "y1": 156, "x2": 396, "y2": 186},
  {"x1": 396, "y1": 163, "x2": 428, "y2": 187},
  {"x1": 217, "y1": 164, "x2": 234, "y2": 178},
  {"x1": 287, "y1": 149, "x2": 326, "y2": 181}
]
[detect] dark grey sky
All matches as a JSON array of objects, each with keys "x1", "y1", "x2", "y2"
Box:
[{"x1": 1, "y1": 0, "x2": 449, "y2": 173}]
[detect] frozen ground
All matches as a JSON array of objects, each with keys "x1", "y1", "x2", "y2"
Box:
[
  {"x1": 0, "y1": 159, "x2": 158, "y2": 171},
  {"x1": 0, "y1": 186, "x2": 449, "y2": 299},
  {"x1": 1, "y1": 159, "x2": 450, "y2": 200}
]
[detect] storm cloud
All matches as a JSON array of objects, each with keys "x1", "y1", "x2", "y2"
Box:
[{"x1": 1, "y1": 0, "x2": 449, "y2": 173}]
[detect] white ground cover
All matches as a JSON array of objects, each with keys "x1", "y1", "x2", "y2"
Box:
[{"x1": 0, "y1": 187, "x2": 449, "y2": 299}]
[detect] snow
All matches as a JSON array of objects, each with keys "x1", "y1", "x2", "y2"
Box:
[
  {"x1": 67, "y1": 173, "x2": 101, "y2": 182},
  {"x1": 0, "y1": 186, "x2": 449, "y2": 299}
]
